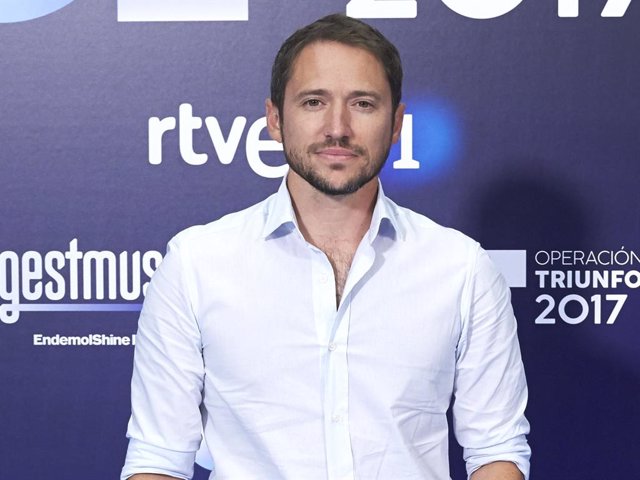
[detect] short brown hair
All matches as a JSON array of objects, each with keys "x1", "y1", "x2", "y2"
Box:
[{"x1": 270, "y1": 13, "x2": 403, "y2": 117}]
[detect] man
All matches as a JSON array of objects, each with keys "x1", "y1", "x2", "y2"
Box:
[{"x1": 122, "y1": 13, "x2": 530, "y2": 480}]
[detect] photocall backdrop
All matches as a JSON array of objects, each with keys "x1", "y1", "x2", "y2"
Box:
[{"x1": 1, "y1": 1, "x2": 638, "y2": 478}]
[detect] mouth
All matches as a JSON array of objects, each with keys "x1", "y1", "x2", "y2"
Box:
[{"x1": 314, "y1": 147, "x2": 359, "y2": 161}]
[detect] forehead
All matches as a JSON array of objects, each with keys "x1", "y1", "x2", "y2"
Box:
[{"x1": 286, "y1": 41, "x2": 390, "y2": 97}]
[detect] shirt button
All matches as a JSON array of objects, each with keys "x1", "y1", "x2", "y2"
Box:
[
  {"x1": 319, "y1": 273, "x2": 329, "y2": 284},
  {"x1": 328, "y1": 342, "x2": 337, "y2": 352},
  {"x1": 331, "y1": 414, "x2": 342, "y2": 423}
]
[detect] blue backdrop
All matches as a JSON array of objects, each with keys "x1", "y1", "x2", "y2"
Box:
[{"x1": 1, "y1": 1, "x2": 638, "y2": 478}]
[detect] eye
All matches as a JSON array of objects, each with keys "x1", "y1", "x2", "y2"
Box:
[
  {"x1": 355, "y1": 100, "x2": 374, "y2": 109},
  {"x1": 303, "y1": 99, "x2": 322, "y2": 108}
]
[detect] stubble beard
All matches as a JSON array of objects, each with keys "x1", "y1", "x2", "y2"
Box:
[{"x1": 283, "y1": 136, "x2": 391, "y2": 197}]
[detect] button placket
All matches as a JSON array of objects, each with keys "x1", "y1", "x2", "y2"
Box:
[{"x1": 323, "y1": 300, "x2": 355, "y2": 480}]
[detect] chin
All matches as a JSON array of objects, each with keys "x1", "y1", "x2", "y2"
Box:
[{"x1": 313, "y1": 176, "x2": 373, "y2": 196}]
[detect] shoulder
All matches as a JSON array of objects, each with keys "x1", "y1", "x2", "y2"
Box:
[
  {"x1": 387, "y1": 199, "x2": 481, "y2": 257},
  {"x1": 168, "y1": 194, "x2": 274, "y2": 254}
]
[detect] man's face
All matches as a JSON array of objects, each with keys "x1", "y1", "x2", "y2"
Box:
[{"x1": 267, "y1": 41, "x2": 404, "y2": 196}]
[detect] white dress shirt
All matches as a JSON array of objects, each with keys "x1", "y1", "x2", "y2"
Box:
[{"x1": 122, "y1": 178, "x2": 530, "y2": 480}]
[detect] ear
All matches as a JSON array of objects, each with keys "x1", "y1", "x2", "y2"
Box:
[
  {"x1": 265, "y1": 99, "x2": 283, "y2": 143},
  {"x1": 391, "y1": 102, "x2": 406, "y2": 144}
]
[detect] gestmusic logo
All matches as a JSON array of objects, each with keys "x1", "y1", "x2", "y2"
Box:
[{"x1": 0, "y1": 240, "x2": 162, "y2": 325}]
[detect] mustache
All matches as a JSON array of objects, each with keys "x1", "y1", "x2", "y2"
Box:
[{"x1": 307, "y1": 138, "x2": 366, "y2": 156}]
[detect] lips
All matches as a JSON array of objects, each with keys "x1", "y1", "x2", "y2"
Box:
[{"x1": 315, "y1": 147, "x2": 358, "y2": 159}]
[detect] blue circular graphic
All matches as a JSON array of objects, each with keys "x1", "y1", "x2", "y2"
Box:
[
  {"x1": 380, "y1": 96, "x2": 462, "y2": 190},
  {"x1": 0, "y1": 0, "x2": 75, "y2": 23}
]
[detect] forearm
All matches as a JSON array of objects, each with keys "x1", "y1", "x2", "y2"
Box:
[{"x1": 470, "y1": 461, "x2": 524, "y2": 480}]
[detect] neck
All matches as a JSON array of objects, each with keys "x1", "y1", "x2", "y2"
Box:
[{"x1": 287, "y1": 171, "x2": 378, "y2": 247}]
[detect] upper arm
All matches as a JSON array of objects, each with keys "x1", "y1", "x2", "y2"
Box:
[
  {"x1": 453, "y1": 247, "x2": 531, "y2": 479},
  {"x1": 122, "y1": 238, "x2": 205, "y2": 480}
]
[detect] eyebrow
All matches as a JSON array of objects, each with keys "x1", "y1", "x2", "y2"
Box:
[
  {"x1": 349, "y1": 90, "x2": 382, "y2": 101},
  {"x1": 293, "y1": 89, "x2": 383, "y2": 101},
  {"x1": 293, "y1": 89, "x2": 329, "y2": 101}
]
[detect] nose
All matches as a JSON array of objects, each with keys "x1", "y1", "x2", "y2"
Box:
[{"x1": 324, "y1": 103, "x2": 352, "y2": 142}]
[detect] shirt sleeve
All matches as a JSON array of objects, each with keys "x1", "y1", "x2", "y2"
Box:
[
  {"x1": 453, "y1": 246, "x2": 531, "y2": 480},
  {"x1": 121, "y1": 236, "x2": 205, "y2": 480}
]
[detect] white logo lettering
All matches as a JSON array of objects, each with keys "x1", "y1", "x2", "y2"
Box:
[
  {"x1": 0, "y1": 240, "x2": 162, "y2": 325},
  {"x1": 117, "y1": 0, "x2": 634, "y2": 22},
  {"x1": 601, "y1": 0, "x2": 632, "y2": 17},
  {"x1": 347, "y1": 0, "x2": 633, "y2": 19},
  {"x1": 393, "y1": 114, "x2": 419, "y2": 169},
  {"x1": 346, "y1": 0, "x2": 417, "y2": 19},
  {"x1": 148, "y1": 104, "x2": 417, "y2": 179},
  {"x1": 117, "y1": 0, "x2": 249, "y2": 22},
  {"x1": 558, "y1": 0, "x2": 632, "y2": 17},
  {"x1": 148, "y1": 103, "x2": 287, "y2": 179},
  {"x1": 440, "y1": 0, "x2": 523, "y2": 19},
  {"x1": 245, "y1": 118, "x2": 288, "y2": 179}
]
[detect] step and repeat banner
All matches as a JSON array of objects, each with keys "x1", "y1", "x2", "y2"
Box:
[{"x1": 1, "y1": 1, "x2": 638, "y2": 478}]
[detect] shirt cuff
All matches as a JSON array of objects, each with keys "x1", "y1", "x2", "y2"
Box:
[
  {"x1": 121, "y1": 438, "x2": 196, "y2": 480},
  {"x1": 464, "y1": 434, "x2": 531, "y2": 480}
]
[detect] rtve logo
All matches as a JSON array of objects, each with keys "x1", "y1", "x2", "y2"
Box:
[
  {"x1": 148, "y1": 99, "x2": 461, "y2": 185},
  {"x1": 116, "y1": 0, "x2": 633, "y2": 22}
]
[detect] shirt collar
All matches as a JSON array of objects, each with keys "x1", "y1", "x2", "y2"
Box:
[
  {"x1": 368, "y1": 180, "x2": 404, "y2": 243},
  {"x1": 262, "y1": 175, "x2": 404, "y2": 242},
  {"x1": 261, "y1": 176, "x2": 299, "y2": 239}
]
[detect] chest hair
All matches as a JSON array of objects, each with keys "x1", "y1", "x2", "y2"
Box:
[{"x1": 318, "y1": 241, "x2": 357, "y2": 308}]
